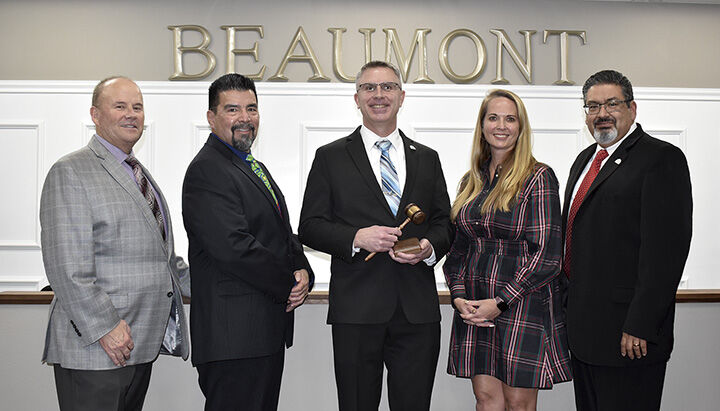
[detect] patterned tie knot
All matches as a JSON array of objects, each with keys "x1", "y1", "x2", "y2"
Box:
[
  {"x1": 375, "y1": 139, "x2": 392, "y2": 152},
  {"x1": 595, "y1": 149, "x2": 609, "y2": 163},
  {"x1": 125, "y1": 155, "x2": 140, "y2": 168}
]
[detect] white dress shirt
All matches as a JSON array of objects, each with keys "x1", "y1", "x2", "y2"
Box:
[
  {"x1": 352, "y1": 126, "x2": 436, "y2": 265},
  {"x1": 360, "y1": 126, "x2": 406, "y2": 190}
]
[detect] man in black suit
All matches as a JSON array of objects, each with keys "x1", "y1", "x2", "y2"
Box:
[
  {"x1": 298, "y1": 61, "x2": 452, "y2": 411},
  {"x1": 562, "y1": 70, "x2": 692, "y2": 411},
  {"x1": 182, "y1": 73, "x2": 314, "y2": 411}
]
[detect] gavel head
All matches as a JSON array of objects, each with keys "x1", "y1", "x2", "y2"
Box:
[{"x1": 404, "y1": 203, "x2": 426, "y2": 225}]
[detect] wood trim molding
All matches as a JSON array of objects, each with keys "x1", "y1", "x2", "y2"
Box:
[{"x1": 2, "y1": 290, "x2": 720, "y2": 305}]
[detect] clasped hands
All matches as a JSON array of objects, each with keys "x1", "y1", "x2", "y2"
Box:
[
  {"x1": 354, "y1": 225, "x2": 431, "y2": 265},
  {"x1": 453, "y1": 298, "x2": 501, "y2": 328}
]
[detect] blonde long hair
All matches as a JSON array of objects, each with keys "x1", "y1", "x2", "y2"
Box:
[{"x1": 450, "y1": 89, "x2": 537, "y2": 221}]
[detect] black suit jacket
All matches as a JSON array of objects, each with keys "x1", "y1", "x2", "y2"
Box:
[
  {"x1": 562, "y1": 124, "x2": 692, "y2": 367},
  {"x1": 298, "y1": 127, "x2": 452, "y2": 324},
  {"x1": 182, "y1": 136, "x2": 314, "y2": 366}
]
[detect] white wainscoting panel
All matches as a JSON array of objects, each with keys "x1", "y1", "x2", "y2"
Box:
[
  {"x1": 0, "y1": 122, "x2": 43, "y2": 251},
  {"x1": 0, "y1": 81, "x2": 718, "y2": 291}
]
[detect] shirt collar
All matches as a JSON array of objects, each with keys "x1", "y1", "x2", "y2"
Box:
[
  {"x1": 360, "y1": 125, "x2": 401, "y2": 152},
  {"x1": 212, "y1": 132, "x2": 252, "y2": 160},
  {"x1": 95, "y1": 134, "x2": 134, "y2": 163},
  {"x1": 596, "y1": 122, "x2": 637, "y2": 158}
]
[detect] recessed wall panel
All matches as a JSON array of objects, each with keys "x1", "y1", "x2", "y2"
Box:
[{"x1": 0, "y1": 123, "x2": 41, "y2": 248}]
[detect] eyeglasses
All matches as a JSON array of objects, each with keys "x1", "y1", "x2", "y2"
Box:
[
  {"x1": 583, "y1": 99, "x2": 632, "y2": 115},
  {"x1": 357, "y1": 82, "x2": 401, "y2": 93}
]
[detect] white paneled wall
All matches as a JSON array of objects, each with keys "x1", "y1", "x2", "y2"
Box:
[{"x1": 1, "y1": 81, "x2": 718, "y2": 290}]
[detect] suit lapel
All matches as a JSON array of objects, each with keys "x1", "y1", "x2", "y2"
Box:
[
  {"x1": 564, "y1": 145, "x2": 596, "y2": 210},
  {"x1": 206, "y1": 136, "x2": 284, "y2": 221},
  {"x1": 88, "y1": 138, "x2": 168, "y2": 248},
  {"x1": 231, "y1": 154, "x2": 284, "y2": 221},
  {"x1": 258, "y1": 160, "x2": 288, "y2": 223},
  {"x1": 584, "y1": 125, "x2": 644, "y2": 199},
  {"x1": 345, "y1": 127, "x2": 395, "y2": 217},
  {"x1": 143, "y1": 167, "x2": 172, "y2": 252},
  {"x1": 397, "y1": 130, "x2": 417, "y2": 221}
]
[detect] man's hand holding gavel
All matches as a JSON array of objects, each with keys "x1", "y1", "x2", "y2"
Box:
[{"x1": 361, "y1": 203, "x2": 427, "y2": 262}]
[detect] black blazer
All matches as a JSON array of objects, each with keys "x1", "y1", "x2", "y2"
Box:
[
  {"x1": 182, "y1": 136, "x2": 314, "y2": 366},
  {"x1": 562, "y1": 124, "x2": 692, "y2": 367},
  {"x1": 298, "y1": 127, "x2": 452, "y2": 325}
]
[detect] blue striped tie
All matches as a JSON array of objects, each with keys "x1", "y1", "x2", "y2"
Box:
[{"x1": 375, "y1": 140, "x2": 401, "y2": 215}]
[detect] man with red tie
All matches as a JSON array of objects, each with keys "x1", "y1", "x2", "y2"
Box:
[{"x1": 562, "y1": 70, "x2": 693, "y2": 410}]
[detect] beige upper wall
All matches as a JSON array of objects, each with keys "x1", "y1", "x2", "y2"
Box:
[{"x1": 1, "y1": 0, "x2": 719, "y2": 87}]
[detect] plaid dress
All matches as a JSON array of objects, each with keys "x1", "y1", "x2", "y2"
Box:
[{"x1": 443, "y1": 164, "x2": 571, "y2": 388}]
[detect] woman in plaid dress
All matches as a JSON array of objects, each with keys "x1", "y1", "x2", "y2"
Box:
[{"x1": 444, "y1": 89, "x2": 571, "y2": 410}]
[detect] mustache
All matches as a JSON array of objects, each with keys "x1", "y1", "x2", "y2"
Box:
[
  {"x1": 594, "y1": 116, "x2": 616, "y2": 126},
  {"x1": 231, "y1": 123, "x2": 256, "y2": 133}
]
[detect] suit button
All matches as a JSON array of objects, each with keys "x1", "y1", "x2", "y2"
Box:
[{"x1": 167, "y1": 291, "x2": 174, "y2": 297}]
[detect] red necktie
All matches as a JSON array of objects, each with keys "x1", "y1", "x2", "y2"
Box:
[{"x1": 564, "y1": 149, "x2": 608, "y2": 276}]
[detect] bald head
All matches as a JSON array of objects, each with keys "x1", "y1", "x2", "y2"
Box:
[{"x1": 90, "y1": 77, "x2": 145, "y2": 154}]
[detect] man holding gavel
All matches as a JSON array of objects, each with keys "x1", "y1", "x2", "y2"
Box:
[{"x1": 299, "y1": 61, "x2": 452, "y2": 411}]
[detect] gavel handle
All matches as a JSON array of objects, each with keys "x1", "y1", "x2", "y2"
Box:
[{"x1": 364, "y1": 217, "x2": 412, "y2": 262}]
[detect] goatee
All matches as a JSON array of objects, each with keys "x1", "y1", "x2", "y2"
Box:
[
  {"x1": 230, "y1": 123, "x2": 256, "y2": 152},
  {"x1": 593, "y1": 128, "x2": 617, "y2": 146}
]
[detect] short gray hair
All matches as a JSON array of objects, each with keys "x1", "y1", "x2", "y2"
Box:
[
  {"x1": 355, "y1": 61, "x2": 403, "y2": 89},
  {"x1": 582, "y1": 70, "x2": 633, "y2": 105}
]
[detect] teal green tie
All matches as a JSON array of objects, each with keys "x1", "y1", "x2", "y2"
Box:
[{"x1": 245, "y1": 153, "x2": 279, "y2": 210}]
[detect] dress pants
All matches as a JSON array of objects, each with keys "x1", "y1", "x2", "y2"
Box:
[
  {"x1": 571, "y1": 356, "x2": 667, "y2": 411},
  {"x1": 196, "y1": 350, "x2": 285, "y2": 411},
  {"x1": 331, "y1": 304, "x2": 440, "y2": 411},
  {"x1": 53, "y1": 362, "x2": 153, "y2": 411}
]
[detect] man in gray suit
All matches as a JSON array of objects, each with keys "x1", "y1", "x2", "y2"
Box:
[{"x1": 40, "y1": 76, "x2": 190, "y2": 411}]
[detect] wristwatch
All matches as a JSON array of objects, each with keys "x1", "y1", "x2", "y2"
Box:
[{"x1": 494, "y1": 296, "x2": 508, "y2": 312}]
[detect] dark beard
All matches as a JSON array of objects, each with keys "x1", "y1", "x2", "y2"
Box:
[{"x1": 230, "y1": 123, "x2": 256, "y2": 152}]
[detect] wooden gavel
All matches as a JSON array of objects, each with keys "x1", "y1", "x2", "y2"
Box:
[{"x1": 365, "y1": 203, "x2": 426, "y2": 261}]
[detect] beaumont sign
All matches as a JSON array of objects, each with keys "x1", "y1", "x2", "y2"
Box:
[{"x1": 168, "y1": 25, "x2": 587, "y2": 85}]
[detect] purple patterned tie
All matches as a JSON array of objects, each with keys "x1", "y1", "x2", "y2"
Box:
[{"x1": 125, "y1": 156, "x2": 166, "y2": 241}]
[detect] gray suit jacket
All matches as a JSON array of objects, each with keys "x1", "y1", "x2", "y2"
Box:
[{"x1": 40, "y1": 135, "x2": 190, "y2": 370}]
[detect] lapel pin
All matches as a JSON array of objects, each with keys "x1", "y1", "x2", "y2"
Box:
[
  {"x1": 409, "y1": 145, "x2": 416, "y2": 151},
  {"x1": 615, "y1": 158, "x2": 622, "y2": 165}
]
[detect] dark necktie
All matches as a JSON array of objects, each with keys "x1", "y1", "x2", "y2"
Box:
[
  {"x1": 375, "y1": 139, "x2": 401, "y2": 215},
  {"x1": 564, "y1": 149, "x2": 608, "y2": 276},
  {"x1": 125, "y1": 155, "x2": 166, "y2": 241}
]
